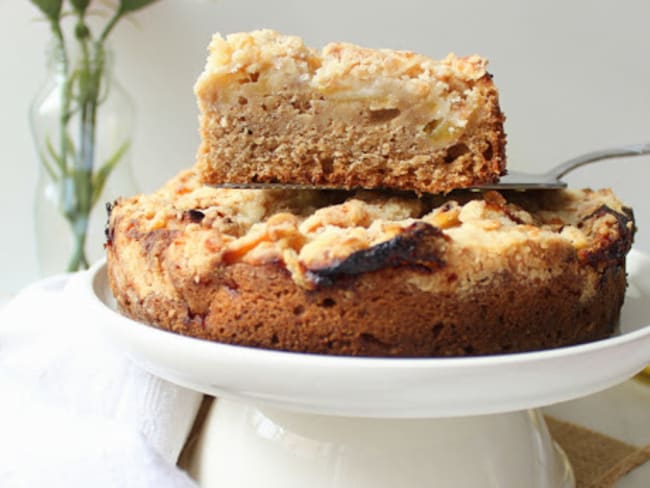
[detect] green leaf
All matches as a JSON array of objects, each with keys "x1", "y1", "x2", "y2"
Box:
[
  {"x1": 45, "y1": 135, "x2": 67, "y2": 174},
  {"x1": 69, "y1": 0, "x2": 91, "y2": 14},
  {"x1": 64, "y1": 132, "x2": 79, "y2": 169},
  {"x1": 91, "y1": 140, "x2": 130, "y2": 206},
  {"x1": 38, "y1": 148, "x2": 60, "y2": 181},
  {"x1": 29, "y1": 0, "x2": 63, "y2": 22},
  {"x1": 118, "y1": 0, "x2": 160, "y2": 14}
]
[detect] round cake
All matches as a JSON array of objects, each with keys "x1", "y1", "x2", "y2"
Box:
[{"x1": 105, "y1": 168, "x2": 634, "y2": 357}]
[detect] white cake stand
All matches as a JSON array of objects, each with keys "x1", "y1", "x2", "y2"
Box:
[{"x1": 75, "y1": 250, "x2": 650, "y2": 488}]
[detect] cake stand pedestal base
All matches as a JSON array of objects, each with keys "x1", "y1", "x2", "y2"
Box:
[{"x1": 189, "y1": 398, "x2": 575, "y2": 488}]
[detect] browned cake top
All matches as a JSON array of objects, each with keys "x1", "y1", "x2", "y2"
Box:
[{"x1": 107, "y1": 168, "x2": 634, "y2": 295}]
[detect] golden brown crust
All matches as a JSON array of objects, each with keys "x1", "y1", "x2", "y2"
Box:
[
  {"x1": 194, "y1": 30, "x2": 506, "y2": 194},
  {"x1": 105, "y1": 169, "x2": 635, "y2": 357},
  {"x1": 111, "y1": 257, "x2": 626, "y2": 357}
]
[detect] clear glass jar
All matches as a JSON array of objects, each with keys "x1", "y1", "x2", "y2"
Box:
[{"x1": 30, "y1": 42, "x2": 137, "y2": 275}]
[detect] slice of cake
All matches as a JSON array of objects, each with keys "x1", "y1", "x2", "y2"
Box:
[
  {"x1": 194, "y1": 30, "x2": 506, "y2": 194},
  {"x1": 105, "y1": 168, "x2": 634, "y2": 357}
]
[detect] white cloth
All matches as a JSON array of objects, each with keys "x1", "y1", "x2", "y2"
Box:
[{"x1": 0, "y1": 273, "x2": 203, "y2": 487}]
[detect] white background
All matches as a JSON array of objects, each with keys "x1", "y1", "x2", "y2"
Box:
[{"x1": 1, "y1": 0, "x2": 649, "y2": 294}]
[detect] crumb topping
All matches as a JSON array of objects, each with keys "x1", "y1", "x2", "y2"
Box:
[{"x1": 108, "y1": 168, "x2": 634, "y2": 293}]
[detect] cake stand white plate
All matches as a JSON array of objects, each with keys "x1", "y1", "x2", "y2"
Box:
[{"x1": 76, "y1": 250, "x2": 650, "y2": 418}]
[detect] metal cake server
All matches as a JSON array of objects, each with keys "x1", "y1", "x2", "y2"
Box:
[
  {"x1": 475, "y1": 142, "x2": 650, "y2": 190},
  {"x1": 213, "y1": 142, "x2": 650, "y2": 193}
]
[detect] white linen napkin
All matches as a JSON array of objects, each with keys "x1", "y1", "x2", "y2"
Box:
[{"x1": 0, "y1": 273, "x2": 203, "y2": 487}]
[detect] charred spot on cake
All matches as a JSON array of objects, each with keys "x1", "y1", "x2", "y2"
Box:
[
  {"x1": 307, "y1": 222, "x2": 447, "y2": 287},
  {"x1": 622, "y1": 206, "x2": 636, "y2": 233},
  {"x1": 104, "y1": 201, "x2": 117, "y2": 247},
  {"x1": 104, "y1": 224, "x2": 115, "y2": 248},
  {"x1": 185, "y1": 209, "x2": 206, "y2": 223},
  {"x1": 578, "y1": 205, "x2": 635, "y2": 267}
]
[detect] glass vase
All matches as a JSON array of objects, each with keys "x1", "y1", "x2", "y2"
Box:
[{"x1": 30, "y1": 42, "x2": 137, "y2": 275}]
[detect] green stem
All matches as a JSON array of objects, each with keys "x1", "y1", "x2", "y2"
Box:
[
  {"x1": 76, "y1": 39, "x2": 101, "y2": 219},
  {"x1": 99, "y1": 10, "x2": 123, "y2": 43},
  {"x1": 72, "y1": 21, "x2": 104, "y2": 267},
  {"x1": 67, "y1": 216, "x2": 90, "y2": 272},
  {"x1": 49, "y1": 19, "x2": 81, "y2": 232}
]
